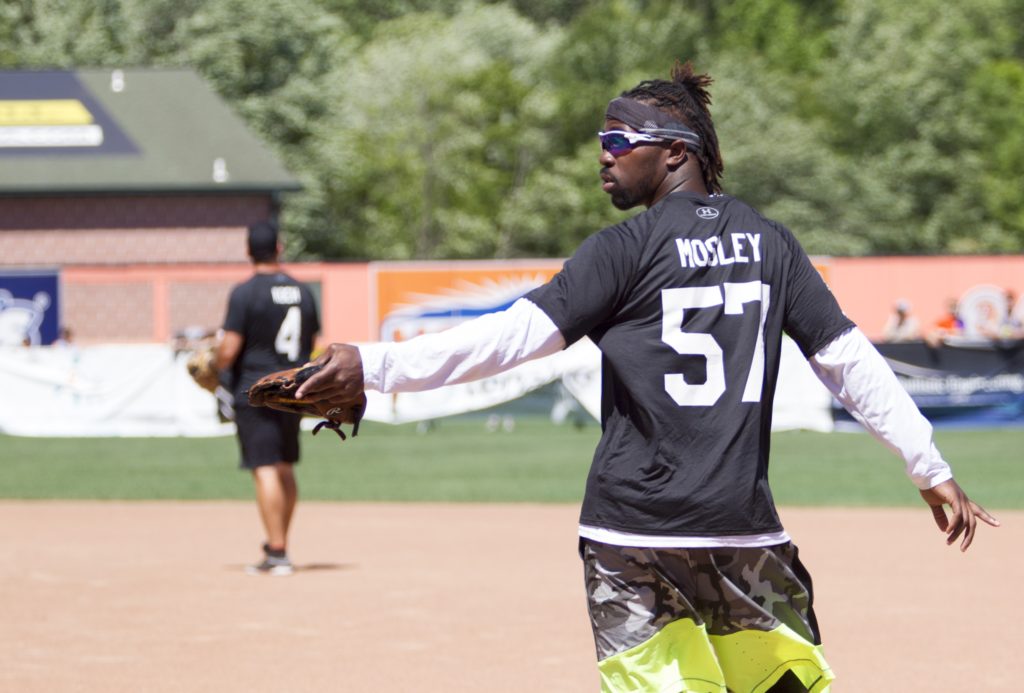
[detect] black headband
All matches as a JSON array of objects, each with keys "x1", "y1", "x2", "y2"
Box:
[{"x1": 606, "y1": 97, "x2": 701, "y2": 150}]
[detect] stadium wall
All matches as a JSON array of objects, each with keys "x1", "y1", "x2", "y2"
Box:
[{"x1": 3, "y1": 255, "x2": 1022, "y2": 346}]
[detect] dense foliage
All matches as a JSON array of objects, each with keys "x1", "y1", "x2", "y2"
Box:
[{"x1": 3, "y1": 0, "x2": 1023, "y2": 259}]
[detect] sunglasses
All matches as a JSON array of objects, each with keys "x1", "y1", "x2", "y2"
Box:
[{"x1": 598, "y1": 130, "x2": 667, "y2": 156}]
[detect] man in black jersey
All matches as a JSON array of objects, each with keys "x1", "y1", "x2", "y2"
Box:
[
  {"x1": 217, "y1": 221, "x2": 320, "y2": 576},
  {"x1": 294, "y1": 62, "x2": 997, "y2": 691}
]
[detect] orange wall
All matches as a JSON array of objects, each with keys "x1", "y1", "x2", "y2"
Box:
[
  {"x1": 824, "y1": 255, "x2": 1024, "y2": 340},
  {"x1": 59, "y1": 255, "x2": 1023, "y2": 345},
  {"x1": 63, "y1": 262, "x2": 373, "y2": 344}
]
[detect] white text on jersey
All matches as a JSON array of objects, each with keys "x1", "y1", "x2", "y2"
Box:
[
  {"x1": 271, "y1": 286, "x2": 302, "y2": 305},
  {"x1": 675, "y1": 233, "x2": 761, "y2": 269}
]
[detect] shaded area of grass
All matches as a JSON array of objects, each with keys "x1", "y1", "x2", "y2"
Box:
[{"x1": 1, "y1": 419, "x2": 1020, "y2": 508}]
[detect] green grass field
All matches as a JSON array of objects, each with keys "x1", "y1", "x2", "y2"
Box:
[{"x1": 1, "y1": 418, "x2": 1021, "y2": 508}]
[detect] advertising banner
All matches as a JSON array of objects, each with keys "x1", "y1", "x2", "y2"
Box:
[
  {"x1": 0, "y1": 268, "x2": 61, "y2": 346},
  {"x1": 373, "y1": 260, "x2": 565, "y2": 342},
  {"x1": 0, "y1": 71, "x2": 138, "y2": 155},
  {"x1": 837, "y1": 339, "x2": 1024, "y2": 427}
]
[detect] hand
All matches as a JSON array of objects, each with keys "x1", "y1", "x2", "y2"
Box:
[
  {"x1": 919, "y1": 479, "x2": 999, "y2": 552},
  {"x1": 294, "y1": 343, "x2": 365, "y2": 402}
]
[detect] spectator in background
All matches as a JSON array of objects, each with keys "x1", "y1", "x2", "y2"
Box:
[
  {"x1": 882, "y1": 299, "x2": 920, "y2": 342},
  {"x1": 926, "y1": 297, "x2": 963, "y2": 347},
  {"x1": 997, "y1": 289, "x2": 1023, "y2": 339},
  {"x1": 971, "y1": 300, "x2": 1002, "y2": 341},
  {"x1": 981, "y1": 289, "x2": 1024, "y2": 341},
  {"x1": 53, "y1": 326, "x2": 73, "y2": 346}
]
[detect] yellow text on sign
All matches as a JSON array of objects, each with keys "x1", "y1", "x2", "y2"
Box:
[{"x1": 0, "y1": 100, "x2": 94, "y2": 126}]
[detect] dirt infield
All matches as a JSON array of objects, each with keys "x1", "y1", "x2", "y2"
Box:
[{"x1": 1, "y1": 502, "x2": 1017, "y2": 692}]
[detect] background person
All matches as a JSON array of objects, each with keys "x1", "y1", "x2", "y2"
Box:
[
  {"x1": 986, "y1": 289, "x2": 1024, "y2": 340},
  {"x1": 881, "y1": 299, "x2": 920, "y2": 342},
  {"x1": 926, "y1": 297, "x2": 964, "y2": 346},
  {"x1": 295, "y1": 61, "x2": 997, "y2": 692},
  {"x1": 216, "y1": 220, "x2": 320, "y2": 576}
]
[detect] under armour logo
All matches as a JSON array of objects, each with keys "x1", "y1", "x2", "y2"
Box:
[{"x1": 696, "y1": 207, "x2": 719, "y2": 220}]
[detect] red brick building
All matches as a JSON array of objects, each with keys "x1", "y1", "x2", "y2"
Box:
[{"x1": 0, "y1": 68, "x2": 300, "y2": 344}]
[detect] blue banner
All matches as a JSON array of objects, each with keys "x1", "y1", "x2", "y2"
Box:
[
  {"x1": 0, "y1": 269, "x2": 61, "y2": 346},
  {"x1": 835, "y1": 340, "x2": 1024, "y2": 428}
]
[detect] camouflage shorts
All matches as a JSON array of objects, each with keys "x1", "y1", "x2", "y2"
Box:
[{"x1": 581, "y1": 539, "x2": 833, "y2": 693}]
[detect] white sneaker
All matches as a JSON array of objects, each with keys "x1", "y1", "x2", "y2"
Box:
[{"x1": 245, "y1": 547, "x2": 294, "y2": 576}]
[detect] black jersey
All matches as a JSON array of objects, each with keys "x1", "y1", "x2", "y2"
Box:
[
  {"x1": 223, "y1": 272, "x2": 320, "y2": 400},
  {"x1": 527, "y1": 192, "x2": 854, "y2": 537}
]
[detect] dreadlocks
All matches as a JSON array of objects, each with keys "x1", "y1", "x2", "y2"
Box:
[{"x1": 622, "y1": 61, "x2": 724, "y2": 194}]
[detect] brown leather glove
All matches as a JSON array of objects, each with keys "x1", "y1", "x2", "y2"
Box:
[
  {"x1": 186, "y1": 344, "x2": 220, "y2": 394},
  {"x1": 247, "y1": 364, "x2": 366, "y2": 441}
]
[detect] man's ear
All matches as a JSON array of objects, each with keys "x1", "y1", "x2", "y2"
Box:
[{"x1": 665, "y1": 140, "x2": 689, "y2": 170}]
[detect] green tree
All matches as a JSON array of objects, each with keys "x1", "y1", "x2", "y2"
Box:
[
  {"x1": 311, "y1": 5, "x2": 560, "y2": 259},
  {"x1": 814, "y1": 0, "x2": 1011, "y2": 254},
  {"x1": 5, "y1": 0, "x2": 1024, "y2": 259},
  {"x1": 971, "y1": 59, "x2": 1024, "y2": 248},
  {"x1": 705, "y1": 55, "x2": 868, "y2": 255}
]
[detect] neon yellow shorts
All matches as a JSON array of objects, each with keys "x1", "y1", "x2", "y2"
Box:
[{"x1": 582, "y1": 539, "x2": 834, "y2": 693}]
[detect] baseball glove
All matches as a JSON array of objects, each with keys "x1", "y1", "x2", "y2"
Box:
[
  {"x1": 246, "y1": 364, "x2": 365, "y2": 441},
  {"x1": 186, "y1": 344, "x2": 220, "y2": 394}
]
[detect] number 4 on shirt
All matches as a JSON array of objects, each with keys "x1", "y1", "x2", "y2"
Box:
[{"x1": 275, "y1": 305, "x2": 302, "y2": 361}]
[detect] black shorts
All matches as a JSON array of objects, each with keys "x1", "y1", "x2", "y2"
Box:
[{"x1": 233, "y1": 402, "x2": 301, "y2": 469}]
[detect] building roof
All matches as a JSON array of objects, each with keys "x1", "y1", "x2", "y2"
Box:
[{"x1": 0, "y1": 68, "x2": 301, "y2": 195}]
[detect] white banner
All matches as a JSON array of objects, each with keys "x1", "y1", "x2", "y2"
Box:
[
  {"x1": 0, "y1": 337, "x2": 833, "y2": 437},
  {"x1": 0, "y1": 344, "x2": 233, "y2": 437}
]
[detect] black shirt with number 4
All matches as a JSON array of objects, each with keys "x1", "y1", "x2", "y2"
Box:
[
  {"x1": 222, "y1": 271, "x2": 320, "y2": 403},
  {"x1": 527, "y1": 191, "x2": 854, "y2": 538}
]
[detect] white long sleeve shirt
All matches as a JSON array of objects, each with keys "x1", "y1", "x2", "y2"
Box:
[{"x1": 360, "y1": 297, "x2": 952, "y2": 547}]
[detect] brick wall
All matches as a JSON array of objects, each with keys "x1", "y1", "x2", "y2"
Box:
[
  {"x1": 0, "y1": 194, "x2": 272, "y2": 230},
  {"x1": 54, "y1": 263, "x2": 373, "y2": 345},
  {"x1": 63, "y1": 281, "x2": 155, "y2": 342},
  {"x1": 168, "y1": 280, "x2": 236, "y2": 337},
  {"x1": 0, "y1": 194, "x2": 272, "y2": 266},
  {"x1": 61, "y1": 278, "x2": 240, "y2": 343},
  {"x1": 0, "y1": 191, "x2": 286, "y2": 342},
  {"x1": 58, "y1": 267, "x2": 253, "y2": 343},
  {"x1": 1, "y1": 227, "x2": 251, "y2": 265}
]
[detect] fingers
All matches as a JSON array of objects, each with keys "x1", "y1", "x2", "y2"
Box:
[
  {"x1": 929, "y1": 503, "x2": 948, "y2": 532},
  {"x1": 295, "y1": 343, "x2": 363, "y2": 400},
  {"x1": 294, "y1": 368, "x2": 327, "y2": 399},
  {"x1": 958, "y1": 505, "x2": 975, "y2": 552},
  {"x1": 971, "y1": 501, "x2": 1001, "y2": 528},
  {"x1": 296, "y1": 363, "x2": 348, "y2": 399},
  {"x1": 957, "y1": 501, "x2": 1001, "y2": 552},
  {"x1": 920, "y1": 480, "x2": 998, "y2": 552},
  {"x1": 295, "y1": 355, "x2": 331, "y2": 400},
  {"x1": 936, "y1": 487, "x2": 1000, "y2": 552},
  {"x1": 943, "y1": 497, "x2": 967, "y2": 549}
]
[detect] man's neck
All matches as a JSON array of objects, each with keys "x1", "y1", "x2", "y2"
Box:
[{"x1": 253, "y1": 260, "x2": 280, "y2": 274}]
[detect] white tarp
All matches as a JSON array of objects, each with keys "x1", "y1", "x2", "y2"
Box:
[
  {"x1": 0, "y1": 337, "x2": 833, "y2": 437},
  {"x1": 0, "y1": 344, "x2": 233, "y2": 437}
]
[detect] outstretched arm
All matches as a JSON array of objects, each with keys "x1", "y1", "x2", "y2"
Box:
[
  {"x1": 295, "y1": 298, "x2": 566, "y2": 401},
  {"x1": 809, "y1": 327, "x2": 999, "y2": 551}
]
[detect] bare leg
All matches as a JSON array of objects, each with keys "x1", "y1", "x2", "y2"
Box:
[
  {"x1": 252, "y1": 464, "x2": 290, "y2": 551},
  {"x1": 276, "y1": 462, "x2": 298, "y2": 541}
]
